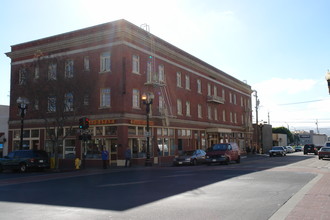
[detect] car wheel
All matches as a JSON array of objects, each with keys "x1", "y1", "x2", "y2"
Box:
[
  {"x1": 192, "y1": 159, "x2": 197, "y2": 166},
  {"x1": 19, "y1": 163, "x2": 27, "y2": 173},
  {"x1": 236, "y1": 156, "x2": 241, "y2": 163}
]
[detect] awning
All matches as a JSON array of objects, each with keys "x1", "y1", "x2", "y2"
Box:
[{"x1": 206, "y1": 128, "x2": 232, "y2": 133}]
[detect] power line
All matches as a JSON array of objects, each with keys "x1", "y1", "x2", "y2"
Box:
[{"x1": 278, "y1": 98, "x2": 327, "y2": 106}]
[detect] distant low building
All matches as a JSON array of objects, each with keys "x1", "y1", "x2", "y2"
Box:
[
  {"x1": 273, "y1": 133, "x2": 287, "y2": 146},
  {"x1": 298, "y1": 130, "x2": 327, "y2": 146},
  {"x1": 0, "y1": 105, "x2": 9, "y2": 157}
]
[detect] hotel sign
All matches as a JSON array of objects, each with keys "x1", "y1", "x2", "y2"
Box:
[{"x1": 130, "y1": 120, "x2": 154, "y2": 126}]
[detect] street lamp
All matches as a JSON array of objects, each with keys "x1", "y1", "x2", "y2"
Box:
[
  {"x1": 141, "y1": 92, "x2": 154, "y2": 166},
  {"x1": 17, "y1": 97, "x2": 29, "y2": 150},
  {"x1": 325, "y1": 70, "x2": 330, "y2": 94}
]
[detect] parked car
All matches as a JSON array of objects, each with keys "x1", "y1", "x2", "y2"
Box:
[
  {"x1": 294, "y1": 146, "x2": 303, "y2": 152},
  {"x1": 286, "y1": 146, "x2": 295, "y2": 153},
  {"x1": 304, "y1": 144, "x2": 317, "y2": 155},
  {"x1": 173, "y1": 149, "x2": 206, "y2": 166},
  {"x1": 318, "y1": 147, "x2": 330, "y2": 160},
  {"x1": 269, "y1": 146, "x2": 286, "y2": 157},
  {"x1": 0, "y1": 150, "x2": 50, "y2": 172},
  {"x1": 205, "y1": 142, "x2": 240, "y2": 165}
]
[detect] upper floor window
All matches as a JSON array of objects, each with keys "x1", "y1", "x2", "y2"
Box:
[
  {"x1": 159, "y1": 95, "x2": 165, "y2": 112},
  {"x1": 197, "y1": 79, "x2": 202, "y2": 94},
  {"x1": 158, "y1": 65, "x2": 165, "y2": 83},
  {"x1": 186, "y1": 101, "x2": 191, "y2": 116},
  {"x1": 147, "y1": 61, "x2": 152, "y2": 83},
  {"x1": 100, "y1": 88, "x2": 111, "y2": 108},
  {"x1": 18, "y1": 68, "x2": 27, "y2": 85},
  {"x1": 48, "y1": 63, "x2": 57, "y2": 80},
  {"x1": 233, "y1": 94, "x2": 237, "y2": 105},
  {"x1": 65, "y1": 60, "x2": 74, "y2": 78},
  {"x1": 83, "y1": 94, "x2": 89, "y2": 106},
  {"x1": 33, "y1": 99, "x2": 39, "y2": 110},
  {"x1": 198, "y1": 104, "x2": 202, "y2": 118},
  {"x1": 222, "y1": 89, "x2": 225, "y2": 99},
  {"x1": 84, "y1": 56, "x2": 90, "y2": 71},
  {"x1": 207, "y1": 105, "x2": 212, "y2": 120},
  {"x1": 176, "y1": 72, "x2": 182, "y2": 87},
  {"x1": 100, "y1": 52, "x2": 111, "y2": 72},
  {"x1": 214, "y1": 108, "x2": 218, "y2": 121},
  {"x1": 48, "y1": 96, "x2": 56, "y2": 112},
  {"x1": 132, "y1": 55, "x2": 140, "y2": 74},
  {"x1": 207, "y1": 83, "x2": 211, "y2": 96},
  {"x1": 64, "y1": 92, "x2": 73, "y2": 112},
  {"x1": 185, "y1": 75, "x2": 190, "y2": 90},
  {"x1": 177, "y1": 99, "x2": 182, "y2": 115},
  {"x1": 229, "y1": 92, "x2": 233, "y2": 103},
  {"x1": 223, "y1": 110, "x2": 226, "y2": 122},
  {"x1": 213, "y1": 86, "x2": 217, "y2": 96},
  {"x1": 132, "y1": 89, "x2": 140, "y2": 109},
  {"x1": 34, "y1": 66, "x2": 39, "y2": 79},
  {"x1": 241, "y1": 97, "x2": 244, "y2": 107}
]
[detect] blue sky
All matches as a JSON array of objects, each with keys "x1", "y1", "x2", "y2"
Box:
[{"x1": 1, "y1": 0, "x2": 330, "y2": 133}]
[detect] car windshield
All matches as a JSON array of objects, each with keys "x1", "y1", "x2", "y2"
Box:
[
  {"x1": 181, "y1": 151, "x2": 194, "y2": 156},
  {"x1": 208, "y1": 144, "x2": 228, "y2": 151},
  {"x1": 320, "y1": 147, "x2": 330, "y2": 152},
  {"x1": 272, "y1": 147, "x2": 283, "y2": 150}
]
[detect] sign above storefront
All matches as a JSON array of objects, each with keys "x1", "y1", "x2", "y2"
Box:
[
  {"x1": 130, "y1": 120, "x2": 154, "y2": 126},
  {"x1": 89, "y1": 119, "x2": 115, "y2": 125}
]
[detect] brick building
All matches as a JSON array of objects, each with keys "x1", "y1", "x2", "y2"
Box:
[{"x1": 6, "y1": 19, "x2": 253, "y2": 168}]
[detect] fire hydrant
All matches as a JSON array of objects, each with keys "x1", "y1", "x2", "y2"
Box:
[{"x1": 75, "y1": 158, "x2": 81, "y2": 170}]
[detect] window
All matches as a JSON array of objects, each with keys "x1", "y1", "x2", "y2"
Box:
[
  {"x1": 185, "y1": 75, "x2": 190, "y2": 90},
  {"x1": 84, "y1": 56, "x2": 90, "y2": 71},
  {"x1": 233, "y1": 94, "x2": 237, "y2": 105},
  {"x1": 197, "y1": 79, "x2": 202, "y2": 94},
  {"x1": 222, "y1": 89, "x2": 225, "y2": 99},
  {"x1": 159, "y1": 95, "x2": 165, "y2": 111},
  {"x1": 83, "y1": 94, "x2": 89, "y2": 106},
  {"x1": 176, "y1": 72, "x2": 182, "y2": 87},
  {"x1": 177, "y1": 99, "x2": 182, "y2": 115},
  {"x1": 158, "y1": 65, "x2": 165, "y2": 83},
  {"x1": 48, "y1": 96, "x2": 56, "y2": 112},
  {"x1": 213, "y1": 86, "x2": 217, "y2": 96},
  {"x1": 229, "y1": 93, "x2": 233, "y2": 103},
  {"x1": 100, "y1": 88, "x2": 111, "y2": 108},
  {"x1": 34, "y1": 66, "x2": 39, "y2": 79},
  {"x1": 214, "y1": 108, "x2": 218, "y2": 121},
  {"x1": 132, "y1": 55, "x2": 140, "y2": 74},
  {"x1": 65, "y1": 60, "x2": 74, "y2": 78},
  {"x1": 147, "y1": 61, "x2": 152, "y2": 83},
  {"x1": 230, "y1": 112, "x2": 233, "y2": 123},
  {"x1": 132, "y1": 89, "x2": 140, "y2": 108},
  {"x1": 186, "y1": 101, "x2": 191, "y2": 116},
  {"x1": 18, "y1": 68, "x2": 27, "y2": 85},
  {"x1": 34, "y1": 99, "x2": 39, "y2": 110},
  {"x1": 198, "y1": 104, "x2": 202, "y2": 118},
  {"x1": 234, "y1": 113, "x2": 237, "y2": 123},
  {"x1": 207, "y1": 83, "x2": 211, "y2": 96},
  {"x1": 241, "y1": 97, "x2": 244, "y2": 107},
  {"x1": 64, "y1": 92, "x2": 73, "y2": 112},
  {"x1": 48, "y1": 63, "x2": 57, "y2": 80},
  {"x1": 100, "y1": 52, "x2": 111, "y2": 72},
  {"x1": 223, "y1": 110, "x2": 226, "y2": 122},
  {"x1": 208, "y1": 105, "x2": 212, "y2": 120}
]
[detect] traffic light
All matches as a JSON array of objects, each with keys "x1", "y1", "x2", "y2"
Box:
[{"x1": 78, "y1": 117, "x2": 89, "y2": 130}]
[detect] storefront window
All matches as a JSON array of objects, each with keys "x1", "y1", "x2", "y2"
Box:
[
  {"x1": 128, "y1": 126, "x2": 136, "y2": 135},
  {"x1": 86, "y1": 142, "x2": 101, "y2": 159},
  {"x1": 164, "y1": 138, "x2": 169, "y2": 156},
  {"x1": 23, "y1": 130, "x2": 30, "y2": 138},
  {"x1": 130, "y1": 138, "x2": 146, "y2": 158},
  {"x1": 157, "y1": 138, "x2": 163, "y2": 156},
  {"x1": 31, "y1": 129, "x2": 39, "y2": 138},
  {"x1": 64, "y1": 139, "x2": 76, "y2": 159},
  {"x1": 105, "y1": 126, "x2": 117, "y2": 135},
  {"x1": 14, "y1": 130, "x2": 20, "y2": 139},
  {"x1": 45, "y1": 140, "x2": 63, "y2": 158},
  {"x1": 157, "y1": 128, "x2": 162, "y2": 136},
  {"x1": 138, "y1": 127, "x2": 144, "y2": 135},
  {"x1": 96, "y1": 127, "x2": 103, "y2": 136},
  {"x1": 169, "y1": 128, "x2": 174, "y2": 136},
  {"x1": 170, "y1": 139, "x2": 176, "y2": 155},
  {"x1": 13, "y1": 140, "x2": 20, "y2": 151}
]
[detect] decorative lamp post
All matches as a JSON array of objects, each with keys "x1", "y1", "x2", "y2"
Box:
[
  {"x1": 326, "y1": 70, "x2": 330, "y2": 94},
  {"x1": 141, "y1": 92, "x2": 154, "y2": 166},
  {"x1": 17, "y1": 97, "x2": 29, "y2": 150}
]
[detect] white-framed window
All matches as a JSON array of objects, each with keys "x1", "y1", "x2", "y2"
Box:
[
  {"x1": 147, "y1": 61, "x2": 152, "y2": 83},
  {"x1": 34, "y1": 99, "x2": 39, "y2": 110},
  {"x1": 241, "y1": 115, "x2": 244, "y2": 125},
  {"x1": 229, "y1": 93, "x2": 233, "y2": 103},
  {"x1": 207, "y1": 105, "x2": 212, "y2": 120},
  {"x1": 185, "y1": 75, "x2": 190, "y2": 90},
  {"x1": 83, "y1": 94, "x2": 89, "y2": 106},
  {"x1": 207, "y1": 83, "x2": 211, "y2": 96},
  {"x1": 177, "y1": 99, "x2": 182, "y2": 115},
  {"x1": 84, "y1": 56, "x2": 90, "y2": 71},
  {"x1": 222, "y1": 89, "x2": 225, "y2": 99},
  {"x1": 100, "y1": 88, "x2": 111, "y2": 108},
  {"x1": 48, "y1": 96, "x2": 56, "y2": 112},
  {"x1": 159, "y1": 95, "x2": 165, "y2": 111},
  {"x1": 132, "y1": 89, "x2": 140, "y2": 109},
  {"x1": 233, "y1": 94, "x2": 237, "y2": 105},
  {"x1": 230, "y1": 112, "x2": 233, "y2": 123},
  {"x1": 176, "y1": 72, "x2": 182, "y2": 87},
  {"x1": 64, "y1": 92, "x2": 73, "y2": 112},
  {"x1": 234, "y1": 113, "x2": 237, "y2": 124},
  {"x1": 18, "y1": 68, "x2": 27, "y2": 85},
  {"x1": 132, "y1": 55, "x2": 140, "y2": 74},
  {"x1": 241, "y1": 97, "x2": 244, "y2": 107},
  {"x1": 186, "y1": 101, "x2": 191, "y2": 116},
  {"x1": 100, "y1": 52, "x2": 111, "y2": 72},
  {"x1": 214, "y1": 108, "x2": 218, "y2": 121},
  {"x1": 34, "y1": 66, "x2": 39, "y2": 79},
  {"x1": 197, "y1": 79, "x2": 202, "y2": 94},
  {"x1": 48, "y1": 63, "x2": 57, "y2": 80},
  {"x1": 158, "y1": 65, "x2": 165, "y2": 83},
  {"x1": 223, "y1": 110, "x2": 226, "y2": 122},
  {"x1": 65, "y1": 60, "x2": 74, "y2": 78},
  {"x1": 213, "y1": 86, "x2": 217, "y2": 96},
  {"x1": 198, "y1": 104, "x2": 202, "y2": 118}
]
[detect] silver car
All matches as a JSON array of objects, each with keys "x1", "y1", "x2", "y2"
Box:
[{"x1": 173, "y1": 149, "x2": 206, "y2": 166}]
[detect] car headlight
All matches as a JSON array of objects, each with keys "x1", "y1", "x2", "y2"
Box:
[
  {"x1": 185, "y1": 158, "x2": 191, "y2": 161},
  {"x1": 206, "y1": 156, "x2": 209, "y2": 159}
]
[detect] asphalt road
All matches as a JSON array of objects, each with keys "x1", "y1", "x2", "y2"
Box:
[{"x1": 0, "y1": 153, "x2": 322, "y2": 220}]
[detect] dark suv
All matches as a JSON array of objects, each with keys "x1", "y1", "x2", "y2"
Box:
[
  {"x1": 304, "y1": 144, "x2": 318, "y2": 155},
  {"x1": 0, "y1": 150, "x2": 50, "y2": 172}
]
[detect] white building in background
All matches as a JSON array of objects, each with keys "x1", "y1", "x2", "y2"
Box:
[
  {"x1": 298, "y1": 130, "x2": 327, "y2": 146},
  {"x1": 0, "y1": 105, "x2": 9, "y2": 157}
]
